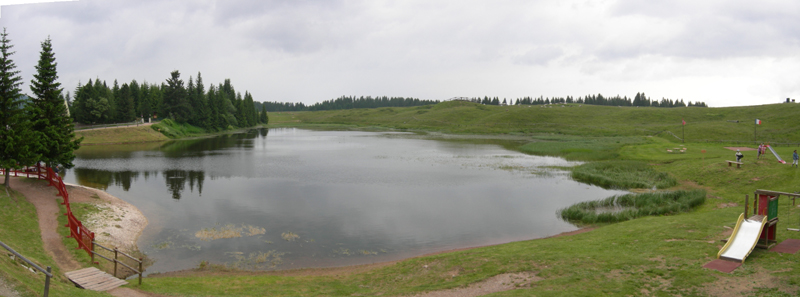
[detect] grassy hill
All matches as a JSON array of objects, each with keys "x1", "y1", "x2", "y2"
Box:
[{"x1": 270, "y1": 101, "x2": 800, "y2": 144}]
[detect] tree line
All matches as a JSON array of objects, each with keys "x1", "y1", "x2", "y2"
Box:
[
  {"x1": 458, "y1": 92, "x2": 708, "y2": 107},
  {"x1": 70, "y1": 71, "x2": 268, "y2": 129},
  {"x1": 260, "y1": 95, "x2": 440, "y2": 112},
  {"x1": 0, "y1": 29, "x2": 80, "y2": 189}
]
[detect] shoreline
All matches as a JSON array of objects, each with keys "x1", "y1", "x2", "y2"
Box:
[
  {"x1": 64, "y1": 182, "x2": 148, "y2": 254},
  {"x1": 150, "y1": 227, "x2": 597, "y2": 278}
]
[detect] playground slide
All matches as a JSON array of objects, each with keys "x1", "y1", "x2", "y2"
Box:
[
  {"x1": 717, "y1": 213, "x2": 767, "y2": 263},
  {"x1": 766, "y1": 145, "x2": 787, "y2": 164}
]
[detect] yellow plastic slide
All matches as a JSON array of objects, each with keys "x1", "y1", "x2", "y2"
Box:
[{"x1": 717, "y1": 213, "x2": 767, "y2": 263}]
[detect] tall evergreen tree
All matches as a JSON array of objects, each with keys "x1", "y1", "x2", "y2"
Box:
[
  {"x1": 116, "y1": 83, "x2": 135, "y2": 122},
  {"x1": 29, "y1": 37, "x2": 80, "y2": 168},
  {"x1": 0, "y1": 28, "x2": 38, "y2": 189},
  {"x1": 162, "y1": 70, "x2": 191, "y2": 122}
]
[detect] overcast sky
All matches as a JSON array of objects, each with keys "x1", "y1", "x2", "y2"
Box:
[{"x1": 1, "y1": 0, "x2": 799, "y2": 107}]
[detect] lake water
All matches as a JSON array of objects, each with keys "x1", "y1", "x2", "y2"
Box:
[{"x1": 63, "y1": 128, "x2": 625, "y2": 274}]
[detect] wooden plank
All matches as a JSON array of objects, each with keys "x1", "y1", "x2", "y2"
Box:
[
  {"x1": 67, "y1": 271, "x2": 100, "y2": 278},
  {"x1": 65, "y1": 267, "x2": 99, "y2": 277},
  {"x1": 66, "y1": 268, "x2": 102, "y2": 278},
  {"x1": 66, "y1": 267, "x2": 127, "y2": 291}
]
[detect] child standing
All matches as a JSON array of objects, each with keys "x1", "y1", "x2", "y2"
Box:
[
  {"x1": 793, "y1": 150, "x2": 798, "y2": 168},
  {"x1": 757, "y1": 143, "x2": 764, "y2": 159}
]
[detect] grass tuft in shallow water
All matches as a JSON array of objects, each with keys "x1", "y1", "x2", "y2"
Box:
[
  {"x1": 558, "y1": 190, "x2": 706, "y2": 224},
  {"x1": 196, "y1": 224, "x2": 266, "y2": 241},
  {"x1": 571, "y1": 160, "x2": 677, "y2": 189}
]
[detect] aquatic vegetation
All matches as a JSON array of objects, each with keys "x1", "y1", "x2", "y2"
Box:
[
  {"x1": 332, "y1": 248, "x2": 351, "y2": 256},
  {"x1": 558, "y1": 190, "x2": 706, "y2": 224},
  {"x1": 153, "y1": 241, "x2": 173, "y2": 250},
  {"x1": 281, "y1": 231, "x2": 300, "y2": 242},
  {"x1": 196, "y1": 224, "x2": 242, "y2": 241},
  {"x1": 245, "y1": 225, "x2": 266, "y2": 236},
  {"x1": 359, "y1": 250, "x2": 377, "y2": 255},
  {"x1": 571, "y1": 160, "x2": 677, "y2": 189},
  {"x1": 195, "y1": 224, "x2": 266, "y2": 241},
  {"x1": 228, "y1": 250, "x2": 285, "y2": 270}
]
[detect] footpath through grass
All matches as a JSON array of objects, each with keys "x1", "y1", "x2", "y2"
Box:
[{"x1": 0, "y1": 179, "x2": 108, "y2": 297}]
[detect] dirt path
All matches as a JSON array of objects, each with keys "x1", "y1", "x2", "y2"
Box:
[
  {"x1": 2, "y1": 177, "x2": 159, "y2": 297},
  {"x1": 3, "y1": 178, "x2": 82, "y2": 272},
  {"x1": 75, "y1": 122, "x2": 153, "y2": 132}
]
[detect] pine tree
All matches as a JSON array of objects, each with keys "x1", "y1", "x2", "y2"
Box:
[
  {"x1": 0, "y1": 28, "x2": 38, "y2": 189},
  {"x1": 29, "y1": 37, "x2": 80, "y2": 168}
]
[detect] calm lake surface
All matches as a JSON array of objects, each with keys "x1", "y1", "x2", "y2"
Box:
[{"x1": 63, "y1": 128, "x2": 625, "y2": 274}]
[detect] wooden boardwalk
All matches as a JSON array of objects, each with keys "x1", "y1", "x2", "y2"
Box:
[{"x1": 65, "y1": 267, "x2": 127, "y2": 291}]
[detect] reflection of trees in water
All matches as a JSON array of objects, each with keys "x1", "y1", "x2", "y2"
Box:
[
  {"x1": 73, "y1": 168, "x2": 205, "y2": 200},
  {"x1": 73, "y1": 168, "x2": 145, "y2": 191},
  {"x1": 72, "y1": 128, "x2": 268, "y2": 198},
  {"x1": 159, "y1": 128, "x2": 266, "y2": 158},
  {"x1": 164, "y1": 170, "x2": 205, "y2": 200}
]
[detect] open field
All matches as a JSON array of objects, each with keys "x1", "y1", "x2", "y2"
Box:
[{"x1": 270, "y1": 101, "x2": 800, "y2": 143}]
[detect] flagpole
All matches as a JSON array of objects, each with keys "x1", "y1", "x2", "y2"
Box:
[
  {"x1": 682, "y1": 124, "x2": 685, "y2": 143},
  {"x1": 754, "y1": 119, "x2": 757, "y2": 142}
]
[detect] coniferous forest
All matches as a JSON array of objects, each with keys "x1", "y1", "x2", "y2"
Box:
[
  {"x1": 260, "y1": 96, "x2": 441, "y2": 112},
  {"x1": 456, "y1": 92, "x2": 707, "y2": 107},
  {"x1": 69, "y1": 71, "x2": 263, "y2": 130}
]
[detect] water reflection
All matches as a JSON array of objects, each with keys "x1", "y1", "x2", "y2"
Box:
[{"x1": 65, "y1": 128, "x2": 626, "y2": 273}]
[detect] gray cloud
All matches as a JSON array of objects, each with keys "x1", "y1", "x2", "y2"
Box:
[{"x1": 1, "y1": 0, "x2": 799, "y2": 106}]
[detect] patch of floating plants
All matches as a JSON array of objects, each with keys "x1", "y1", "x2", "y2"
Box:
[
  {"x1": 195, "y1": 224, "x2": 267, "y2": 241},
  {"x1": 227, "y1": 250, "x2": 285, "y2": 270},
  {"x1": 281, "y1": 231, "x2": 300, "y2": 242}
]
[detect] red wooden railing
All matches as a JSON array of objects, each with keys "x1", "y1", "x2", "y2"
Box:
[{"x1": 1, "y1": 165, "x2": 95, "y2": 256}]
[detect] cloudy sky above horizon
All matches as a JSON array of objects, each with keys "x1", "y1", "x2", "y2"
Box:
[{"x1": 2, "y1": 0, "x2": 799, "y2": 107}]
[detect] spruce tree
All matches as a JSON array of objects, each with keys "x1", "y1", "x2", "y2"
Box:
[
  {"x1": 29, "y1": 37, "x2": 80, "y2": 169},
  {"x1": 0, "y1": 28, "x2": 38, "y2": 189}
]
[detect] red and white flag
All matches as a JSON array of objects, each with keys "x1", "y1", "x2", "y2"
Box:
[
  {"x1": 756, "y1": 119, "x2": 761, "y2": 125},
  {"x1": 682, "y1": 119, "x2": 686, "y2": 126}
]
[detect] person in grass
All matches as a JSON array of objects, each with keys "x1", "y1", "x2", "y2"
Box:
[
  {"x1": 736, "y1": 149, "x2": 744, "y2": 162},
  {"x1": 793, "y1": 150, "x2": 798, "y2": 168},
  {"x1": 757, "y1": 143, "x2": 764, "y2": 160}
]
